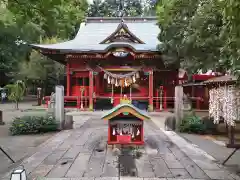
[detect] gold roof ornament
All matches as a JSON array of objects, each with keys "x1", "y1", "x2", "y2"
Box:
[{"x1": 120, "y1": 95, "x2": 131, "y2": 104}]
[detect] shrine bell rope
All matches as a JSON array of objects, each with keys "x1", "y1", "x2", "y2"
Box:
[
  {"x1": 97, "y1": 66, "x2": 142, "y2": 79},
  {"x1": 98, "y1": 65, "x2": 141, "y2": 99}
]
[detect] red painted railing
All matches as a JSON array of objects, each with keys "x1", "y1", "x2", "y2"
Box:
[{"x1": 43, "y1": 95, "x2": 204, "y2": 110}]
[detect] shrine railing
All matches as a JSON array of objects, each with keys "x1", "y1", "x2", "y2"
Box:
[{"x1": 42, "y1": 95, "x2": 205, "y2": 110}]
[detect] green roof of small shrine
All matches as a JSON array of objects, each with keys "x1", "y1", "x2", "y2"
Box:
[
  {"x1": 31, "y1": 17, "x2": 161, "y2": 53},
  {"x1": 101, "y1": 103, "x2": 150, "y2": 120}
]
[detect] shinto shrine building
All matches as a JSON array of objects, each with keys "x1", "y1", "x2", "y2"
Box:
[{"x1": 31, "y1": 17, "x2": 180, "y2": 111}]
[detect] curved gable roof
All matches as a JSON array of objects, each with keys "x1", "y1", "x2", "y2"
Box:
[
  {"x1": 31, "y1": 17, "x2": 161, "y2": 53},
  {"x1": 101, "y1": 103, "x2": 150, "y2": 121}
]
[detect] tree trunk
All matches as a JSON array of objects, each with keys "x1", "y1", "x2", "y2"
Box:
[
  {"x1": 174, "y1": 86, "x2": 183, "y2": 130},
  {"x1": 16, "y1": 101, "x2": 19, "y2": 110}
]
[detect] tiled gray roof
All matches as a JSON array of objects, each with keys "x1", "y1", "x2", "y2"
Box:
[{"x1": 31, "y1": 17, "x2": 161, "y2": 52}]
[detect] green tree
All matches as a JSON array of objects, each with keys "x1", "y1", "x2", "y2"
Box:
[
  {"x1": 157, "y1": 0, "x2": 240, "y2": 75},
  {"x1": 7, "y1": 0, "x2": 88, "y2": 39},
  {"x1": 220, "y1": 0, "x2": 240, "y2": 77},
  {"x1": 0, "y1": 4, "x2": 29, "y2": 86},
  {"x1": 17, "y1": 37, "x2": 65, "y2": 95},
  {"x1": 1, "y1": 0, "x2": 88, "y2": 87},
  {"x1": 157, "y1": 0, "x2": 200, "y2": 71},
  {"x1": 88, "y1": 0, "x2": 143, "y2": 17},
  {"x1": 5, "y1": 80, "x2": 26, "y2": 109}
]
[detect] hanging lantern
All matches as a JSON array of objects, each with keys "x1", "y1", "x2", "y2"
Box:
[
  {"x1": 104, "y1": 73, "x2": 107, "y2": 79},
  {"x1": 112, "y1": 128, "x2": 116, "y2": 135},
  {"x1": 108, "y1": 76, "x2": 110, "y2": 84},
  {"x1": 10, "y1": 166, "x2": 27, "y2": 180}
]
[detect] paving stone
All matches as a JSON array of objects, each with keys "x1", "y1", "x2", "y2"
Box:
[
  {"x1": 29, "y1": 164, "x2": 54, "y2": 179},
  {"x1": 22, "y1": 134, "x2": 71, "y2": 175},
  {"x1": 46, "y1": 159, "x2": 73, "y2": 178},
  {"x1": 43, "y1": 150, "x2": 68, "y2": 165},
  {"x1": 168, "y1": 146, "x2": 187, "y2": 161},
  {"x1": 83, "y1": 150, "x2": 106, "y2": 177},
  {"x1": 57, "y1": 139, "x2": 76, "y2": 150},
  {"x1": 95, "y1": 178, "x2": 118, "y2": 180},
  {"x1": 39, "y1": 178, "x2": 70, "y2": 180},
  {"x1": 161, "y1": 153, "x2": 184, "y2": 169},
  {"x1": 71, "y1": 145, "x2": 94, "y2": 154},
  {"x1": 71, "y1": 178, "x2": 94, "y2": 180},
  {"x1": 169, "y1": 147, "x2": 209, "y2": 179},
  {"x1": 73, "y1": 129, "x2": 93, "y2": 146},
  {"x1": 145, "y1": 146, "x2": 158, "y2": 155},
  {"x1": 178, "y1": 156, "x2": 210, "y2": 179},
  {"x1": 167, "y1": 178, "x2": 207, "y2": 180},
  {"x1": 192, "y1": 159, "x2": 220, "y2": 170},
  {"x1": 143, "y1": 178, "x2": 167, "y2": 180},
  {"x1": 229, "y1": 173, "x2": 240, "y2": 180},
  {"x1": 120, "y1": 177, "x2": 143, "y2": 180},
  {"x1": 204, "y1": 170, "x2": 234, "y2": 180},
  {"x1": 61, "y1": 146, "x2": 82, "y2": 160},
  {"x1": 47, "y1": 146, "x2": 81, "y2": 178},
  {"x1": 65, "y1": 153, "x2": 91, "y2": 178},
  {"x1": 169, "y1": 169, "x2": 191, "y2": 179},
  {"x1": 135, "y1": 154, "x2": 155, "y2": 178},
  {"x1": 102, "y1": 148, "x2": 118, "y2": 177},
  {"x1": 148, "y1": 156, "x2": 173, "y2": 178}
]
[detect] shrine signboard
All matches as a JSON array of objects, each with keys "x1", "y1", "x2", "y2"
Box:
[{"x1": 117, "y1": 135, "x2": 131, "y2": 144}]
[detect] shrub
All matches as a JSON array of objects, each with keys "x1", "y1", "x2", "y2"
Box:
[
  {"x1": 179, "y1": 112, "x2": 206, "y2": 134},
  {"x1": 201, "y1": 116, "x2": 218, "y2": 134},
  {"x1": 9, "y1": 115, "x2": 58, "y2": 135}
]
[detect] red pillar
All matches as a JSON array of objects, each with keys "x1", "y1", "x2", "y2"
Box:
[
  {"x1": 89, "y1": 71, "x2": 94, "y2": 111},
  {"x1": 156, "y1": 89, "x2": 159, "y2": 110},
  {"x1": 164, "y1": 89, "x2": 167, "y2": 111},
  {"x1": 148, "y1": 70, "x2": 153, "y2": 111},
  {"x1": 66, "y1": 63, "x2": 70, "y2": 96}
]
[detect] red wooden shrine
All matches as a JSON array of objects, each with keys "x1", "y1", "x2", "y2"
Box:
[
  {"x1": 31, "y1": 17, "x2": 218, "y2": 111},
  {"x1": 101, "y1": 102, "x2": 150, "y2": 145}
]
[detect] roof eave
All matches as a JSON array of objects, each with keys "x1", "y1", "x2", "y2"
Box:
[{"x1": 29, "y1": 43, "x2": 160, "y2": 54}]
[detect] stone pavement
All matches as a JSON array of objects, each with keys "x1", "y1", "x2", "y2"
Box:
[
  {"x1": 1, "y1": 112, "x2": 240, "y2": 180},
  {"x1": 180, "y1": 133, "x2": 240, "y2": 170}
]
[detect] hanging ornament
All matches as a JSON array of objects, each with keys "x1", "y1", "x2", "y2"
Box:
[
  {"x1": 111, "y1": 78, "x2": 115, "y2": 84},
  {"x1": 129, "y1": 78, "x2": 132, "y2": 84},
  {"x1": 124, "y1": 79, "x2": 127, "y2": 87},
  {"x1": 133, "y1": 75, "x2": 136, "y2": 83},
  {"x1": 120, "y1": 128, "x2": 123, "y2": 135},
  {"x1": 132, "y1": 132, "x2": 135, "y2": 138},
  {"x1": 115, "y1": 79, "x2": 119, "y2": 87},
  {"x1": 112, "y1": 128, "x2": 116, "y2": 135},
  {"x1": 108, "y1": 76, "x2": 110, "y2": 84},
  {"x1": 119, "y1": 80, "x2": 123, "y2": 87},
  {"x1": 104, "y1": 73, "x2": 107, "y2": 79},
  {"x1": 136, "y1": 128, "x2": 140, "y2": 136},
  {"x1": 136, "y1": 72, "x2": 140, "y2": 78}
]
